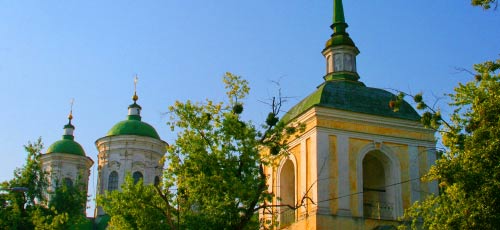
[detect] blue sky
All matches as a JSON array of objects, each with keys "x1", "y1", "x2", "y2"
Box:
[{"x1": 1, "y1": 0, "x2": 498, "y2": 216}]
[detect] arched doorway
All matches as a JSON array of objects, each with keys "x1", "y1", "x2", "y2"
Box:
[
  {"x1": 279, "y1": 159, "x2": 295, "y2": 226},
  {"x1": 362, "y1": 150, "x2": 396, "y2": 219}
]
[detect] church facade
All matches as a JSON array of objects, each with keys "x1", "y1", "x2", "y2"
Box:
[{"x1": 263, "y1": 0, "x2": 438, "y2": 229}]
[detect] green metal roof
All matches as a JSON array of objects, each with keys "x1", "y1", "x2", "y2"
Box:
[
  {"x1": 107, "y1": 115, "x2": 160, "y2": 140},
  {"x1": 282, "y1": 80, "x2": 420, "y2": 123},
  {"x1": 46, "y1": 136, "x2": 86, "y2": 156}
]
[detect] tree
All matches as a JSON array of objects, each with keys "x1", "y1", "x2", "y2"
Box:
[
  {"x1": 97, "y1": 175, "x2": 174, "y2": 230},
  {"x1": 166, "y1": 73, "x2": 304, "y2": 229},
  {"x1": 399, "y1": 59, "x2": 500, "y2": 229},
  {"x1": 471, "y1": 0, "x2": 498, "y2": 9},
  {"x1": 97, "y1": 72, "x2": 303, "y2": 230},
  {"x1": 0, "y1": 138, "x2": 91, "y2": 230},
  {"x1": 0, "y1": 138, "x2": 47, "y2": 230}
]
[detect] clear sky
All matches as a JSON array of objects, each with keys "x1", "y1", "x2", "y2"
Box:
[{"x1": 1, "y1": 0, "x2": 498, "y2": 216}]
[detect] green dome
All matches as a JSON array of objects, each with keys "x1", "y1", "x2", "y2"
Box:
[
  {"x1": 107, "y1": 116, "x2": 160, "y2": 139},
  {"x1": 46, "y1": 136, "x2": 86, "y2": 156},
  {"x1": 282, "y1": 80, "x2": 420, "y2": 123},
  {"x1": 325, "y1": 33, "x2": 356, "y2": 49}
]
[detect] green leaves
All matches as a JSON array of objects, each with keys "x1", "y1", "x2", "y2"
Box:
[
  {"x1": 98, "y1": 175, "x2": 172, "y2": 230},
  {"x1": 471, "y1": 0, "x2": 498, "y2": 9},
  {"x1": 165, "y1": 73, "x2": 301, "y2": 229},
  {"x1": 401, "y1": 59, "x2": 500, "y2": 229}
]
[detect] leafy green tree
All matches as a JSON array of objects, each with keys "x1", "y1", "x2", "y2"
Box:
[
  {"x1": 399, "y1": 60, "x2": 500, "y2": 229},
  {"x1": 97, "y1": 72, "x2": 303, "y2": 230},
  {"x1": 0, "y1": 138, "x2": 47, "y2": 230},
  {"x1": 165, "y1": 72, "x2": 303, "y2": 230},
  {"x1": 97, "y1": 175, "x2": 174, "y2": 230}
]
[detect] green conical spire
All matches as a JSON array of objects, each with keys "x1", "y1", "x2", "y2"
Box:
[
  {"x1": 332, "y1": 0, "x2": 348, "y2": 34},
  {"x1": 322, "y1": 0, "x2": 360, "y2": 82}
]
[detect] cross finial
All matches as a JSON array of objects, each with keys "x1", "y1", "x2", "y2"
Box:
[
  {"x1": 134, "y1": 75, "x2": 138, "y2": 93},
  {"x1": 133, "y1": 75, "x2": 139, "y2": 102},
  {"x1": 68, "y1": 98, "x2": 74, "y2": 122}
]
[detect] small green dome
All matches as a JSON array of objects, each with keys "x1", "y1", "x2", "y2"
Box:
[
  {"x1": 325, "y1": 33, "x2": 356, "y2": 49},
  {"x1": 107, "y1": 116, "x2": 160, "y2": 139},
  {"x1": 46, "y1": 136, "x2": 86, "y2": 156}
]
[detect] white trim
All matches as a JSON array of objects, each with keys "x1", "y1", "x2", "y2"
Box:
[
  {"x1": 408, "y1": 145, "x2": 421, "y2": 203},
  {"x1": 337, "y1": 134, "x2": 351, "y2": 215}
]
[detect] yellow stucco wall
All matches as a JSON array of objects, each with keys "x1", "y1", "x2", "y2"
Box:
[{"x1": 328, "y1": 135, "x2": 338, "y2": 215}]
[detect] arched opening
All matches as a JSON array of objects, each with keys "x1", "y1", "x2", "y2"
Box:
[
  {"x1": 154, "y1": 176, "x2": 160, "y2": 186},
  {"x1": 362, "y1": 150, "x2": 395, "y2": 219},
  {"x1": 279, "y1": 159, "x2": 295, "y2": 226},
  {"x1": 64, "y1": 177, "x2": 73, "y2": 187},
  {"x1": 133, "y1": 171, "x2": 143, "y2": 184},
  {"x1": 326, "y1": 55, "x2": 332, "y2": 73},
  {"x1": 108, "y1": 171, "x2": 119, "y2": 191}
]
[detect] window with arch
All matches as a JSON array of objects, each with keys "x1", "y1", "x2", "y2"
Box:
[
  {"x1": 362, "y1": 150, "x2": 396, "y2": 220},
  {"x1": 154, "y1": 176, "x2": 160, "y2": 186},
  {"x1": 326, "y1": 55, "x2": 332, "y2": 73},
  {"x1": 279, "y1": 159, "x2": 295, "y2": 226},
  {"x1": 108, "y1": 171, "x2": 119, "y2": 191},
  {"x1": 133, "y1": 171, "x2": 143, "y2": 184},
  {"x1": 63, "y1": 177, "x2": 73, "y2": 187}
]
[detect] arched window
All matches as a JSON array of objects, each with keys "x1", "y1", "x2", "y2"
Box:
[
  {"x1": 154, "y1": 176, "x2": 160, "y2": 186},
  {"x1": 279, "y1": 159, "x2": 295, "y2": 226},
  {"x1": 108, "y1": 171, "x2": 119, "y2": 191},
  {"x1": 326, "y1": 55, "x2": 332, "y2": 73},
  {"x1": 64, "y1": 177, "x2": 73, "y2": 187},
  {"x1": 133, "y1": 171, "x2": 143, "y2": 184},
  {"x1": 362, "y1": 150, "x2": 395, "y2": 219}
]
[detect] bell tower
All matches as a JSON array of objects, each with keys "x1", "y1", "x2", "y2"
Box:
[{"x1": 263, "y1": 1, "x2": 438, "y2": 229}]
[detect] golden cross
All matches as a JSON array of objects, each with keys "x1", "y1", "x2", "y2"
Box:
[
  {"x1": 68, "y1": 98, "x2": 74, "y2": 120},
  {"x1": 134, "y1": 75, "x2": 138, "y2": 93}
]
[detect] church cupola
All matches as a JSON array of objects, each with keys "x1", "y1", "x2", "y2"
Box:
[
  {"x1": 128, "y1": 76, "x2": 142, "y2": 120},
  {"x1": 322, "y1": 0, "x2": 360, "y2": 82},
  {"x1": 46, "y1": 101, "x2": 86, "y2": 156},
  {"x1": 63, "y1": 109, "x2": 75, "y2": 138},
  {"x1": 106, "y1": 76, "x2": 161, "y2": 139}
]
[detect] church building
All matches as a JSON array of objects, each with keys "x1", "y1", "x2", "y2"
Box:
[
  {"x1": 40, "y1": 1, "x2": 438, "y2": 229},
  {"x1": 263, "y1": 0, "x2": 438, "y2": 229},
  {"x1": 41, "y1": 86, "x2": 167, "y2": 221}
]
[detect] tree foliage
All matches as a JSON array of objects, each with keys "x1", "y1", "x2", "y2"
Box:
[
  {"x1": 164, "y1": 72, "x2": 302, "y2": 229},
  {"x1": 400, "y1": 59, "x2": 500, "y2": 229},
  {"x1": 0, "y1": 138, "x2": 47, "y2": 229},
  {"x1": 98, "y1": 72, "x2": 303, "y2": 230},
  {"x1": 471, "y1": 0, "x2": 498, "y2": 9},
  {"x1": 97, "y1": 175, "x2": 173, "y2": 230}
]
